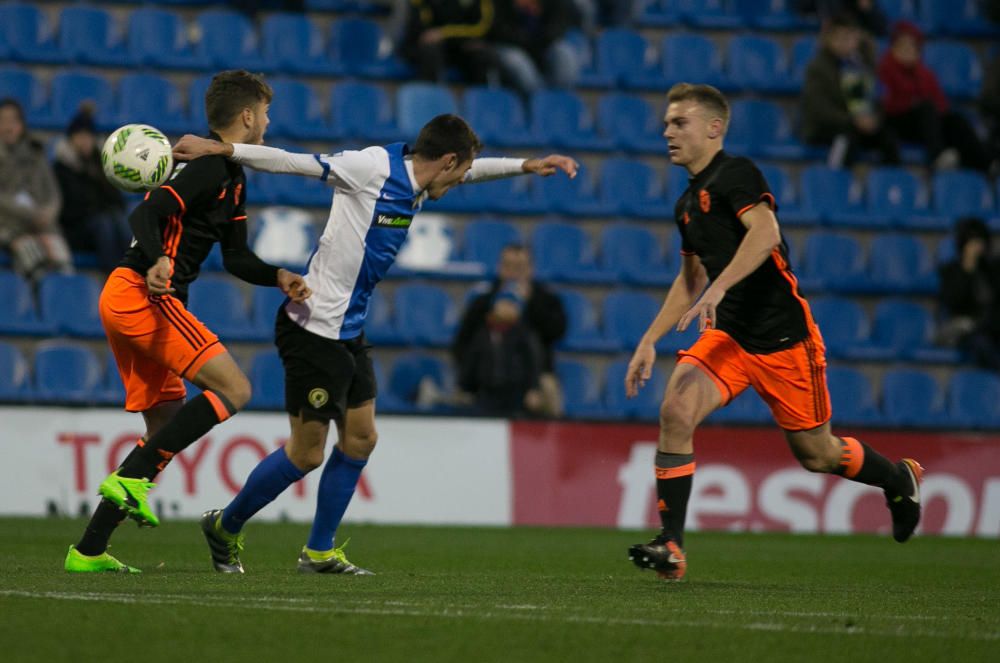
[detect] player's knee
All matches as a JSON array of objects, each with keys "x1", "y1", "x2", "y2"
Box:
[
  {"x1": 798, "y1": 453, "x2": 838, "y2": 473},
  {"x1": 343, "y1": 429, "x2": 378, "y2": 459},
  {"x1": 659, "y1": 398, "x2": 697, "y2": 437}
]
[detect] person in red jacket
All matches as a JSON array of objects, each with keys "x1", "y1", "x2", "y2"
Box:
[{"x1": 877, "y1": 21, "x2": 992, "y2": 172}]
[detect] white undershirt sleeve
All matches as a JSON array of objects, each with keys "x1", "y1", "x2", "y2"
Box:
[
  {"x1": 463, "y1": 157, "x2": 527, "y2": 184},
  {"x1": 230, "y1": 145, "x2": 379, "y2": 193}
]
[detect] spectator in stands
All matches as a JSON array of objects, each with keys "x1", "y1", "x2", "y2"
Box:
[
  {"x1": 53, "y1": 105, "x2": 130, "y2": 274},
  {"x1": 0, "y1": 98, "x2": 72, "y2": 279},
  {"x1": 399, "y1": 0, "x2": 500, "y2": 86},
  {"x1": 489, "y1": 0, "x2": 580, "y2": 96},
  {"x1": 878, "y1": 21, "x2": 993, "y2": 173},
  {"x1": 801, "y1": 14, "x2": 900, "y2": 168},
  {"x1": 453, "y1": 243, "x2": 567, "y2": 416},
  {"x1": 938, "y1": 217, "x2": 1000, "y2": 372},
  {"x1": 980, "y1": 51, "x2": 1000, "y2": 169}
]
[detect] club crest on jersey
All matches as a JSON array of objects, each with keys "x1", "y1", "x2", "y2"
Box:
[
  {"x1": 308, "y1": 388, "x2": 329, "y2": 409},
  {"x1": 376, "y1": 214, "x2": 412, "y2": 229},
  {"x1": 699, "y1": 189, "x2": 711, "y2": 213}
]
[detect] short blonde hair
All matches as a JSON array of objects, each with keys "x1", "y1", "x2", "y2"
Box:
[{"x1": 666, "y1": 83, "x2": 730, "y2": 128}]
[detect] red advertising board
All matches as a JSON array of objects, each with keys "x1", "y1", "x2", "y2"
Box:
[{"x1": 511, "y1": 422, "x2": 1000, "y2": 537}]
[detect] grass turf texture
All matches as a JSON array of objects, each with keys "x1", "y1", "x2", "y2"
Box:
[{"x1": 0, "y1": 518, "x2": 997, "y2": 662}]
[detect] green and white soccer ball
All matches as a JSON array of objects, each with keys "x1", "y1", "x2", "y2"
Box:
[{"x1": 101, "y1": 124, "x2": 174, "y2": 193}]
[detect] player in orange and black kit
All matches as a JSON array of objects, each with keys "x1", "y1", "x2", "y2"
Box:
[
  {"x1": 64, "y1": 70, "x2": 310, "y2": 573},
  {"x1": 624, "y1": 83, "x2": 923, "y2": 581}
]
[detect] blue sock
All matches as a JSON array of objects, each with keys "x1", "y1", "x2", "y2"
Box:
[
  {"x1": 221, "y1": 447, "x2": 305, "y2": 534},
  {"x1": 306, "y1": 446, "x2": 367, "y2": 552}
]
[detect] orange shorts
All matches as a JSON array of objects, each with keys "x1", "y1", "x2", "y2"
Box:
[
  {"x1": 678, "y1": 328, "x2": 831, "y2": 431},
  {"x1": 100, "y1": 267, "x2": 225, "y2": 412}
]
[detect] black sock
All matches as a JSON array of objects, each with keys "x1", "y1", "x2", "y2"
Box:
[
  {"x1": 119, "y1": 391, "x2": 236, "y2": 479},
  {"x1": 655, "y1": 452, "x2": 695, "y2": 548},
  {"x1": 832, "y1": 436, "x2": 901, "y2": 491},
  {"x1": 76, "y1": 499, "x2": 128, "y2": 556}
]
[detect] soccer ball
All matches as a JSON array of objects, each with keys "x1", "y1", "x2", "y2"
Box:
[{"x1": 101, "y1": 124, "x2": 174, "y2": 193}]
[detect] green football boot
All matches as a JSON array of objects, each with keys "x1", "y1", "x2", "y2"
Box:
[
  {"x1": 297, "y1": 540, "x2": 374, "y2": 575},
  {"x1": 98, "y1": 470, "x2": 159, "y2": 527},
  {"x1": 200, "y1": 509, "x2": 245, "y2": 574},
  {"x1": 64, "y1": 545, "x2": 140, "y2": 573}
]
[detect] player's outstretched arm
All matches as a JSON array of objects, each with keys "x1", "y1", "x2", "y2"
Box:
[
  {"x1": 172, "y1": 135, "x2": 326, "y2": 179},
  {"x1": 463, "y1": 154, "x2": 579, "y2": 184}
]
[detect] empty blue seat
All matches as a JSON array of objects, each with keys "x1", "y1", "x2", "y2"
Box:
[
  {"x1": 798, "y1": 166, "x2": 874, "y2": 228},
  {"x1": 98, "y1": 351, "x2": 125, "y2": 406},
  {"x1": 330, "y1": 18, "x2": 410, "y2": 79},
  {"x1": 251, "y1": 286, "x2": 288, "y2": 338},
  {"x1": 708, "y1": 390, "x2": 774, "y2": 425},
  {"x1": 676, "y1": 0, "x2": 744, "y2": 29},
  {"x1": 58, "y1": 6, "x2": 129, "y2": 67},
  {"x1": 0, "y1": 68, "x2": 45, "y2": 117},
  {"x1": 598, "y1": 159, "x2": 673, "y2": 218},
  {"x1": 38, "y1": 273, "x2": 103, "y2": 337},
  {"x1": 247, "y1": 351, "x2": 285, "y2": 411},
  {"x1": 948, "y1": 370, "x2": 1000, "y2": 428},
  {"x1": 267, "y1": 79, "x2": 332, "y2": 141},
  {"x1": 600, "y1": 225, "x2": 675, "y2": 287},
  {"x1": 386, "y1": 353, "x2": 450, "y2": 412},
  {"x1": 881, "y1": 0, "x2": 922, "y2": 23},
  {"x1": 365, "y1": 288, "x2": 403, "y2": 345},
  {"x1": 862, "y1": 167, "x2": 928, "y2": 229},
  {"x1": 40, "y1": 72, "x2": 115, "y2": 131},
  {"x1": 0, "y1": 3, "x2": 64, "y2": 63},
  {"x1": 33, "y1": 341, "x2": 102, "y2": 404},
  {"x1": 462, "y1": 219, "x2": 522, "y2": 274},
  {"x1": 922, "y1": 0, "x2": 999, "y2": 37},
  {"x1": 580, "y1": 28, "x2": 663, "y2": 89},
  {"x1": 808, "y1": 297, "x2": 869, "y2": 357},
  {"x1": 865, "y1": 234, "x2": 936, "y2": 294},
  {"x1": 187, "y1": 76, "x2": 212, "y2": 131},
  {"x1": 195, "y1": 10, "x2": 269, "y2": 72},
  {"x1": 393, "y1": 284, "x2": 455, "y2": 347},
  {"x1": 727, "y1": 100, "x2": 805, "y2": 160},
  {"x1": 638, "y1": 0, "x2": 680, "y2": 27},
  {"x1": 530, "y1": 90, "x2": 614, "y2": 151},
  {"x1": 882, "y1": 368, "x2": 947, "y2": 427},
  {"x1": 460, "y1": 175, "x2": 541, "y2": 215},
  {"x1": 789, "y1": 36, "x2": 818, "y2": 85},
  {"x1": 127, "y1": 8, "x2": 208, "y2": 70},
  {"x1": 0, "y1": 341, "x2": 31, "y2": 401},
  {"x1": 262, "y1": 13, "x2": 339, "y2": 76},
  {"x1": 660, "y1": 33, "x2": 729, "y2": 90},
  {"x1": 556, "y1": 359, "x2": 604, "y2": 419},
  {"x1": 798, "y1": 232, "x2": 867, "y2": 293},
  {"x1": 329, "y1": 81, "x2": 400, "y2": 142},
  {"x1": 924, "y1": 42, "x2": 982, "y2": 99},
  {"x1": 727, "y1": 35, "x2": 793, "y2": 93},
  {"x1": 0, "y1": 271, "x2": 52, "y2": 335},
  {"x1": 826, "y1": 367, "x2": 880, "y2": 426},
  {"x1": 603, "y1": 358, "x2": 666, "y2": 421},
  {"x1": 845, "y1": 299, "x2": 933, "y2": 361},
  {"x1": 532, "y1": 222, "x2": 613, "y2": 284},
  {"x1": 743, "y1": 0, "x2": 816, "y2": 31},
  {"x1": 557, "y1": 290, "x2": 618, "y2": 352},
  {"x1": 396, "y1": 83, "x2": 457, "y2": 138},
  {"x1": 756, "y1": 163, "x2": 805, "y2": 223},
  {"x1": 116, "y1": 73, "x2": 190, "y2": 134},
  {"x1": 923, "y1": 170, "x2": 995, "y2": 229},
  {"x1": 462, "y1": 87, "x2": 533, "y2": 147},
  {"x1": 186, "y1": 275, "x2": 259, "y2": 341},
  {"x1": 603, "y1": 291, "x2": 661, "y2": 349},
  {"x1": 597, "y1": 93, "x2": 664, "y2": 154}
]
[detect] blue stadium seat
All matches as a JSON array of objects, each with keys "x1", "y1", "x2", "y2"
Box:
[
  {"x1": 919, "y1": 170, "x2": 995, "y2": 230},
  {"x1": 797, "y1": 232, "x2": 867, "y2": 293},
  {"x1": 530, "y1": 90, "x2": 615, "y2": 151},
  {"x1": 922, "y1": 0, "x2": 999, "y2": 37},
  {"x1": 267, "y1": 79, "x2": 332, "y2": 141},
  {"x1": 262, "y1": 13, "x2": 339, "y2": 76},
  {"x1": 98, "y1": 351, "x2": 125, "y2": 406},
  {"x1": 603, "y1": 358, "x2": 666, "y2": 421},
  {"x1": 39, "y1": 72, "x2": 115, "y2": 131},
  {"x1": 33, "y1": 341, "x2": 102, "y2": 404},
  {"x1": 329, "y1": 81, "x2": 400, "y2": 142},
  {"x1": 329, "y1": 18, "x2": 410, "y2": 79},
  {"x1": 658, "y1": 318, "x2": 703, "y2": 353},
  {"x1": 882, "y1": 368, "x2": 947, "y2": 428},
  {"x1": 557, "y1": 290, "x2": 619, "y2": 352},
  {"x1": 603, "y1": 291, "x2": 661, "y2": 349},
  {"x1": 396, "y1": 83, "x2": 457, "y2": 139},
  {"x1": 186, "y1": 275, "x2": 259, "y2": 342},
  {"x1": 532, "y1": 222, "x2": 614, "y2": 284},
  {"x1": 596, "y1": 93, "x2": 664, "y2": 154},
  {"x1": 251, "y1": 287, "x2": 288, "y2": 339},
  {"x1": 116, "y1": 74, "x2": 190, "y2": 135},
  {"x1": 742, "y1": 0, "x2": 817, "y2": 31},
  {"x1": 726, "y1": 100, "x2": 806, "y2": 160},
  {"x1": 659, "y1": 34, "x2": 729, "y2": 90},
  {"x1": 598, "y1": 159, "x2": 673, "y2": 218},
  {"x1": 393, "y1": 284, "x2": 455, "y2": 347},
  {"x1": 637, "y1": 0, "x2": 679, "y2": 27},
  {"x1": 865, "y1": 234, "x2": 936, "y2": 295},
  {"x1": 0, "y1": 68, "x2": 45, "y2": 117},
  {"x1": 556, "y1": 359, "x2": 605, "y2": 419},
  {"x1": 58, "y1": 6, "x2": 129, "y2": 67},
  {"x1": 579, "y1": 28, "x2": 665, "y2": 90},
  {"x1": 948, "y1": 369, "x2": 1000, "y2": 429},
  {"x1": 709, "y1": 390, "x2": 774, "y2": 425},
  {"x1": 924, "y1": 42, "x2": 982, "y2": 99},
  {"x1": 845, "y1": 299, "x2": 929, "y2": 361},
  {"x1": 187, "y1": 76, "x2": 212, "y2": 131},
  {"x1": 861, "y1": 167, "x2": 930, "y2": 229},
  {"x1": 38, "y1": 273, "x2": 104, "y2": 337},
  {"x1": 600, "y1": 225, "x2": 675, "y2": 287},
  {"x1": 365, "y1": 288, "x2": 403, "y2": 345},
  {"x1": 727, "y1": 35, "x2": 794, "y2": 94},
  {"x1": 676, "y1": 0, "x2": 744, "y2": 29},
  {"x1": 462, "y1": 87, "x2": 533, "y2": 148},
  {"x1": 0, "y1": 341, "x2": 31, "y2": 402},
  {"x1": 195, "y1": 10, "x2": 269, "y2": 72},
  {"x1": 0, "y1": 3, "x2": 64, "y2": 63},
  {"x1": 127, "y1": 8, "x2": 208, "y2": 70},
  {"x1": 808, "y1": 297, "x2": 869, "y2": 357},
  {"x1": 665, "y1": 165, "x2": 691, "y2": 201},
  {"x1": 386, "y1": 353, "x2": 451, "y2": 413},
  {"x1": 798, "y1": 166, "x2": 874, "y2": 228},
  {"x1": 532, "y1": 164, "x2": 612, "y2": 216},
  {"x1": 789, "y1": 36, "x2": 818, "y2": 86},
  {"x1": 880, "y1": 0, "x2": 922, "y2": 24},
  {"x1": 0, "y1": 271, "x2": 53, "y2": 335},
  {"x1": 247, "y1": 351, "x2": 285, "y2": 411},
  {"x1": 826, "y1": 367, "x2": 880, "y2": 426},
  {"x1": 459, "y1": 175, "x2": 542, "y2": 215},
  {"x1": 756, "y1": 163, "x2": 805, "y2": 224},
  {"x1": 462, "y1": 219, "x2": 522, "y2": 275}
]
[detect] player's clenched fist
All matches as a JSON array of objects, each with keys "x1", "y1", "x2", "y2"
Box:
[{"x1": 278, "y1": 269, "x2": 311, "y2": 303}]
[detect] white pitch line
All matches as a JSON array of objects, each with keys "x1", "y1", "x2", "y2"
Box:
[{"x1": 2, "y1": 590, "x2": 998, "y2": 642}]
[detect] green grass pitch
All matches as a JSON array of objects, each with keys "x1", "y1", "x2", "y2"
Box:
[{"x1": 1, "y1": 517, "x2": 997, "y2": 662}]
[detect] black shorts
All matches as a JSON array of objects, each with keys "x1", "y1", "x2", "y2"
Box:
[{"x1": 274, "y1": 307, "x2": 377, "y2": 421}]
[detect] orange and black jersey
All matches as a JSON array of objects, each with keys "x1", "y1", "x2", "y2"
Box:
[
  {"x1": 675, "y1": 151, "x2": 809, "y2": 354},
  {"x1": 120, "y1": 134, "x2": 278, "y2": 304}
]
